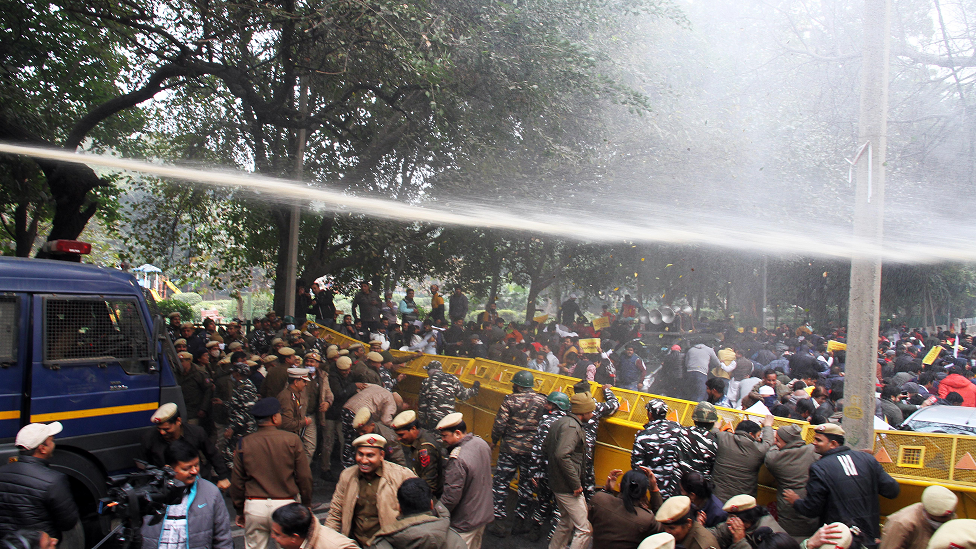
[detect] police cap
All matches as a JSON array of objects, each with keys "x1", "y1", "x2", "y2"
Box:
[
  {"x1": 151, "y1": 403, "x2": 179, "y2": 424},
  {"x1": 655, "y1": 496, "x2": 692, "y2": 524},
  {"x1": 436, "y1": 412, "x2": 464, "y2": 431},
  {"x1": 392, "y1": 410, "x2": 417, "y2": 430},
  {"x1": 250, "y1": 397, "x2": 281, "y2": 418}
]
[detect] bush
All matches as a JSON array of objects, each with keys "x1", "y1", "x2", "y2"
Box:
[{"x1": 157, "y1": 299, "x2": 194, "y2": 322}]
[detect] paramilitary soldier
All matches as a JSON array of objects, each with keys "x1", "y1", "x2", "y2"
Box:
[
  {"x1": 487, "y1": 370, "x2": 548, "y2": 538},
  {"x1": 416, "y1": 360, "x2": 480, "y2": 430},
  {"x1": 523, "y1": 391, "x2": 570, "y2": 541},
  {"x1": 391, "y1": 410, "x2": 444, "y2": 497},
  {"x1": 220, "y1": 361, "x2": 259, "y2": 470},
  {"x1": 674, "y1": 401, "x2": 719, "y2": 485},
  {"x1": 632, "y1": 399, "x2": 685, "y2": 499}
]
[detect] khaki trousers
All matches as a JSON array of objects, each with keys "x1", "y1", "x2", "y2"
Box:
[
  {"x1": 320, "y1": 418, "x2": 342, "y2": 472},
  {"x1": 549, "y1": 492, "x2": 592, "y2": 549},
  {"x1": 302, "y1": 419, "x2": 317, "y2": 463},
  {"x1": 243, "y1": 498, "x2": 295, "y2": 549},
  {"x1": 455, "y1": 525, "x2": 485, "y2": 549}
]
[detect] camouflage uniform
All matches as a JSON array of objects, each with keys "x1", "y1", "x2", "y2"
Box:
[
  {"x1": 378, "y1": 367, "x2": 398, "y2": 392},
  {"x1": 582, "y1": 387, "x2": 619, "y2": 498},
  {"x1": 490, "y1": 389, "x2": 548, "y2": 523},
  {"x1": 220, "y1": 377, "x2": 258, "y2": 469},
  {"x1": 631, "y1": 417, "x2": 685, "y2": 498},
  {"x1": 528, "y1": 409, "x2": 566, "y2": 532},
  {"x1": 417, "y1": 367, "x2": 478, "y2": 430},
  {"x1": 675, "y1": 424, "x2": 718, "y2": 485}
]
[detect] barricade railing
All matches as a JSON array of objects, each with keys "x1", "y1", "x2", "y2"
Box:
[{"x1": 311, "y1": 325, "x2": 976, "y2": 493}]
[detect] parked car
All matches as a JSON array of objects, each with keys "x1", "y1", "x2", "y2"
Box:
[{"x1": 900, "y1": 405, "x2": 976, "y2": 436}]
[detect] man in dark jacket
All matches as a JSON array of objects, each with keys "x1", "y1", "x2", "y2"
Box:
[
  {"x1": 784, "y1": 423, "x2": 900, "y2": 548},
  {"x1": 763, "y1": 424, "x2": 818, "y2": 539},
  {"x1": 141, "y1": 403, "x2": 230, "y2": 489},
  {"x1": 140, "y1": 439, "x2": 233, "y2": 549},
  {"x1": 0, "y1": 422, "x2": 79, "y2": 544},
  {"x1": 368, "y1": 478, "x2": 466, "y2": 549},
  {"x1": 351, "y1": 282, "x2": 382, "y2": 332},
  {"x1": 712, "y1": 415, "x2": 775, "y2": 502},
  {"x1": 323, "y1": 358, "x2": 358, "y2": 480},
  {"x1": 544, "y1": 394, "x2": 594, "y2": 549}
]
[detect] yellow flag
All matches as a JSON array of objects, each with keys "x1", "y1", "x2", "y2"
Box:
[
  {"x1": 826, "y1": 340, "x2": 847, "y2": 352},
  {"x1": 533, "y1": 314, "x2": 549, "y2": 324},
  {"x1": 579, "y1": 338, "x2": 601, "y2": 353},
  {"x1": 922, "y1": 345, "x2": 943, "y2": 365},
  {"x1": 592, "y1": 316, "x2": 610, "y2": 331}
]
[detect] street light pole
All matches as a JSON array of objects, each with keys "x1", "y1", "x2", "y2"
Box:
[{"x1": 845, "y1": 0, "x2": 891, "y2": 450}]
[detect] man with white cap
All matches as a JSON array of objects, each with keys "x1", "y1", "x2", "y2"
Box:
[
  {"x1": 0, "y1": 422, "x2": 79, "y2": 544},
  {"x1": 638, "y1": 533, "x2": 676, "y2": 549},
  {"x1": 709, "y1": 494, "x2": 786, "y2": 548},
  {"x1": 879, "y1": 484, "x2": 957, "y2": 549},
  {"x1": 277, "y1": 368, "x2": 315, "y2": 462},
  {"x1": 325, "y1": 433, "x2": 416, "y2": 546},
  {"x1": 141, "y1": 403, "x2": 231, "y2": 490},
  {"x1": 654, "y1": 495, "x2": 718, "y2": 549},
  {"x1": 340, "y1": 374, "x2": 398, "y2": 467},
  {"x1": 925, "y1": 518, "x2": 976, "y2": 549},
  {"x1": 392, "y1": 410, "x2": 443, "y2": 496},
  {"x1": 802, "y1": 522, "x2": 853, "y2": 549},
  {"x1": 437, "y1": 413, "x2": 493, "y2": 549},
  {"x1": 784, "y1": 423, "x2": 899, "y2": 549}
]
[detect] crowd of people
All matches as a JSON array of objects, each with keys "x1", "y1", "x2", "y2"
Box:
[{"x1": 2, "y1": 281, "x2": 976, "y2": 549}]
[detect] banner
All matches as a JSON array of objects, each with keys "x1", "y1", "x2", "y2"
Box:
[
  {"x1": 592, "y1": 316, "x2": 611, "y2": 331},
  {"x1": 922, "y1": 345, "x2": 943, "y2": 366},
  {"x1": 579, "y1": 338, "x2": 601, "y2": 353},
  {"x1": 826, "y1": 340, "x2": 847, "y2": 352}
]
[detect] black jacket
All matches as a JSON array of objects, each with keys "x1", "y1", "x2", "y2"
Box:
[
  {"x1": 141, "y1": 423, "x2": 229, "y2": 481},
  {"x1": 328, "y1": 371, "x2": 358, "y2": 420},
  {"x1": 793, "y1": 445, "x2": 899, "y2": 547},
  {"x1": 0, "y1": 456, "x2": 79, "y2": 538}
]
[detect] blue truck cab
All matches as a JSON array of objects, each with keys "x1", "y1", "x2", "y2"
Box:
[{"x1": 0, "y1": 257, "x2": 183, "y2": 540}]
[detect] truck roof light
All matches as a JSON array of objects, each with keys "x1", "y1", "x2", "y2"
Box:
[{"x1": 43, "y1": 240, "x2": 92, "y2": 255}]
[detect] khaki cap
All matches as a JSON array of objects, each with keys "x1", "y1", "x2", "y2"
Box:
[
  {"x1": 570, "y1": 393, "x2": 596, "y2": 414},
  {"x1": 655, "y1": 496, "x2": 692, "y2": 524},
  {"x1": 181, "y1": 322, "x2": 194, "y2": 329},
  {"x1": 637, "y1": 533, "x2": 675, "y2": 549},
  {"x1": 366, "y1": 352, "x2": 384, "y2": 363},
  {"x1": 436, "y1": 412, "x2": 464, "y2": 431},
  {"x1": 369, "y1": 340, "x2": 384, "y2": 346},
  {"x1": 922, "y1": 485, "x2": 958, "y2": 517},
  {"x1": 289, "y1": 329, "x2": 302, "y2": 336},
  {"x1": 304, "y1": 352, "x2": 321, "y2": 362},
  {"x1": 278, "y1": 347, "x2": 296, "y2": 357},
  {"x1": 352, "y1": 434, "x2": 387, "y2": 449},
  {"x1": 392, "y1": 410, "x2": 417, "y2": 429},
  {"x1": 927, "y1": 518, "x2": 976, "y2": 549},
  {"x1": 348, "y1": 342, "x2": 363, "y2": 350},
  {"x1": 338, "y1": 349, "x2": 349, "y2": 356},
  {"x1": 815, "y1": 423, "x2": 845, "y2": 437},
  {"x1": 287, "y1": 367, "x2": 310, "y2": 380},
  {"x1": 271, "y1": 338, "x2": 285, "y2": 346},
  {"x1": 326, "y1": 347, "x2": 340, "y2": 359},
  {"x1": 336, "y1": 356, "x2": 353, "y2": 370},
  {"x1": 352, "y1": 407, "x2": 373, "y2": 428},
  {"x1": 227, "y1": 342, "x2": 243, "y2": 351},
  {"x1": 818, "y1": 523, "x2": 853, "y2": 549},
  {"x1": 173, "y1": 338, "x2": 187, "y2": 346},
  {"x1": 206, "y1": 340, "x2": 220, "y2": 349},
  {"x1": 246, "y1": 360, "x2": 258, "y2": 367},
  {"x1": 218, "y1": 356, "x2": 231, "y2": 365},
  {"x1": 722, "y1": 494, "x2": 757, "y2": 513},
  {"x1": 167, "y1": 312, "x2": 181, "y2": 319},
  {"x1": 178, "y1": 351, "x2": 193, "y2": 360},
  {"x1": 262, "y1": 355, "x2": 278, "y2": 364},
  {"x1": 150, "y1": 403, "x2": 179, "y2": 424}
]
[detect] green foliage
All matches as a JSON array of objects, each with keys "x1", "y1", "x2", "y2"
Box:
[
  {"x1": 156, "y1": 299, "x2": 194, "y2": 321},
  {"x1": 172, "y1": 292, "x2": 202, "y2": 306}
]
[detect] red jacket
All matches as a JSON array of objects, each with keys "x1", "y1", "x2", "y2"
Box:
[{"x1": 938, "y1": 374, "x2": 976, "y2": 407}]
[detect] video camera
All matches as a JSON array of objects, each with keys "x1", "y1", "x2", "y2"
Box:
[{"x1": 94, "y1": 461, "x2": 186, "y2": 549}]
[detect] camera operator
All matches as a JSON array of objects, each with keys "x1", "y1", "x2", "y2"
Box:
[
  {"x1": 0, "y1": 422, "x2": 81, "y2": 549},
  {"x1": 140, "y1": 439, "x2": 232, "y2": 549}
]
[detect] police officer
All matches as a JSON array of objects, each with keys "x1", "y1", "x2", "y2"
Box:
[
  {"x1": 438, "y1": 413, "x2": 493, "y2": 549},
  {"x1": 141, "y1": 403, "x2": 230, "y2": 489},
  {"x1": 351, "y1": 406, "x2": 407, "y2": 467},
  {"x1": 487, "y1": 370, "x2": 547, "y2": 537},
  {"x1": 391, "y1": 410, "x2": 443, "y2": 496},
  {"x1": 632, "y1": 399, "x2": 685, "y2": 498},
  {"x1": 277, "y1": 368, "x2": 315, "y2": 462},
  {"x1": 655, "y1": 496, "x2": 719, "y2": 549},
  {"x1": 230, "y1": 398, "x2": 313, "y2": 549},
  {"x1": 417, "y1": 360, "x2": 480, "y2": 430}
]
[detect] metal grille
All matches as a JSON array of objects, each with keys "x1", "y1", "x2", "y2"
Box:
[
  {"x1": 897, "y1": 446, "x2": 925, "y2": 468},
  {"x1": 44, "y1": 297, "x2": 150, "y2": 366},
  {"x1": 0, "y1": 297, "x2": 16, "y2": 362}
]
